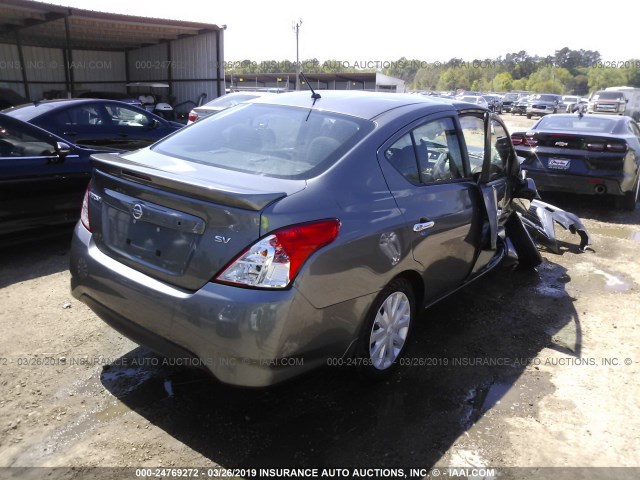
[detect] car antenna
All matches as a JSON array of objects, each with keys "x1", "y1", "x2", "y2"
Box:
[{"x1": 298, "y1": 71, "x2": 321, "y2": 105}]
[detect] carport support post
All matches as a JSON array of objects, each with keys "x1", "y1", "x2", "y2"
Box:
[
  {"x1": 14, "y1": 30, "x2": 30, "y2": 100},
  {"x1": 63, "y1": 15, "x2": 74, "y2": 97}
]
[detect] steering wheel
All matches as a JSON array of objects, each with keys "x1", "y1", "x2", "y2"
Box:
[{"x1": 431, "y1": 153, "x2": 450, "y2": 180}]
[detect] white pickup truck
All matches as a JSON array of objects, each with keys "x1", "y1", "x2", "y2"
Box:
[{"x1": 587, "y1": 86, "x2": 640, "y2": 121}]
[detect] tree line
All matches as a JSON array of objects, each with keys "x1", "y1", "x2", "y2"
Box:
[{"x1": 226, "y1": 47, "x2": 640, "y2": 94}]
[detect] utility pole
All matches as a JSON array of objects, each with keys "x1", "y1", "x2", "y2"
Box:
[{"x1": 293, "y1": 19, "x2": 302, "y2": 91}]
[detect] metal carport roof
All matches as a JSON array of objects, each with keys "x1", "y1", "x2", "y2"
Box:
[{"x1": 0, "y1": 0, "x2": 222, "y2": 50}]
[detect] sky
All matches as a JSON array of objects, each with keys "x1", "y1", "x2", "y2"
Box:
[{"x1": 46, "y1": 0, "x2": 636, "y2": 64}]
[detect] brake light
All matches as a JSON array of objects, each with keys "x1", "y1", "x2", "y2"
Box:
[
  {"x1": 606, "y1": 142, "x2": 628, "y2": 153},
  {"x1": 586, "y1": 142, "x2": 627, "y2": 152},
  {"x1": 511, "y1": 134, "x2": 537, "y2": 147},
  {"x1": 80, "y1": 185, "x2": 91, "y2": 231},
  {"x1": 215, "y1": 219, "x2": 341, "y2": 289},
  {"x1": 187, "y1": 110, "x2": 198, "y2": 123}
]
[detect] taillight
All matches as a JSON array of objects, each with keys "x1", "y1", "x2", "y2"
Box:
[
  {"x1": 586, "y1": 141, "x2": 627, "y2": 152},
  {"x1": 511, "y1": 135, "x2": 524, "y2": 146},
  {"x1": 187, "y1": 110, "x2": 198, "y2": 123},
  {"x1": 80, "y1": 185, "x2": 91, "y2": 231},
  {"x1": 215, "y1": 219, "x2": 341, "y2": 289},
  {"x1": 586, "y1": 142, "x2": 605, "y2": 151},
  {"x1": 511, "y1": 134, "x2": 537, "y2": 147},
  {"x1": 606, "y1": 142, "x2": 628, "y2": 153}
]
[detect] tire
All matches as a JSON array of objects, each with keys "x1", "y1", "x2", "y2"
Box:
[
  {"x1": 617, "y1": 174, "x2": 639, "y2": 210},
  {"x1": 526, "y1": 114, "x2": 532, "y2": 119},
  {"x1": 355, "y1": 278, "x2": 416, "y2": 380}
]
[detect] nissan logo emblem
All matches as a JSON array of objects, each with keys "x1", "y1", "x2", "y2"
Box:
[{"x1": 132, "y1": 204, "x2": 144, "y2": 220}]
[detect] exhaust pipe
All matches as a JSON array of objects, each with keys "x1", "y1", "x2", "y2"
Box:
[{"x1": 594, "y1": 184, "x2": 607, "y2": 195}]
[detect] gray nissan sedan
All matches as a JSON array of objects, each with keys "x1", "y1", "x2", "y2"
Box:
[{"x1": 70, "y1": 90, "x2": 568, "y2": 387}]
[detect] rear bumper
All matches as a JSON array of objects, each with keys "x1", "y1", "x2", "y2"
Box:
[
  {"x1": 70, "y1": 224, "x2": 370, "y2": 387},
  {"x1": 523, "y1": 169, "x2": 625, "y2": 196}
]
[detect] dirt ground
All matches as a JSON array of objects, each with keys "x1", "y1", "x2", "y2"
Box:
[{"x1": 1, "y1": 115, "x2": 639, "y2": 480}]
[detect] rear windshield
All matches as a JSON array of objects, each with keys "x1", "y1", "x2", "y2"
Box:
[
  {"x1": 202, "y1": 94, "x2": 262, "y2": 109},
  {"x1": 2, "y1": 102, "x2": 59, "y2": 121},
  {"x1": 536, "y1": 115, "x2": 618, "y2": 133},
  {"x1": 153, "y1": 103, "x2": 373, "y2": 179}
]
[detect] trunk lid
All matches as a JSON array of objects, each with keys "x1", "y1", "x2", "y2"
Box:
[
  {"x1": 530, "y1": 132, "x2": 627, "y2": 170},
  {"x1": 88, "y1": 150, "x2": 306, "y2": 291}
]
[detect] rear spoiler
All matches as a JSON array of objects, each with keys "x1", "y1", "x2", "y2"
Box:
[{"x1": 91, "y1": 153, "x2": 287, "y2": 211}]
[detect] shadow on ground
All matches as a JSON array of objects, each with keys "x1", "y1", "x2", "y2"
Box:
[
  {"x1": 101, "y1": 258, "x2": 582, "y2": 475},
  {"x1": 0, "y1": 227, "x2": 73, "y2": 288}
]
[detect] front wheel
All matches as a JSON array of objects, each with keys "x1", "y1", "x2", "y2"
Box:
[{"x1": 355, "y1": 278, "x2": 415, "y2": 380}]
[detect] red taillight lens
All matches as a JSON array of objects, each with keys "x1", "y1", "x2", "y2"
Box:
[
  {"x1": 511, "y1": 134, "x2": 537, "y2": 147},
  {"x1": 187, "y1": 110, "x2": 198, "y2": 123},
  {"x1": 215, "y1": 219, "x2": 341, "y2": 289},
  {"x1": 80, "y1": 185, "x2": 91, "y2": 231}
]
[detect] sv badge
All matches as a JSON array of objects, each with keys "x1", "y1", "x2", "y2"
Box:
[{"x1": 214, "y1": 235, "x2": 231, "y2": 244}]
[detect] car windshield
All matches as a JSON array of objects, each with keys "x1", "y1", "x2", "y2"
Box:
[
  {"x1": 536, "y1": 115, "x2": 618, "y2": 133},
  {"x1": 461, "y1": 96, "x2": 480, "y2": 103},
  {"x1": 153, "y1": 103, "x2": 373, "y2": 180},
  {"x1": 533, "y1": 94, "x2": 559, "y2": 102},
  {"x1": 591, "y1": 91, "x2": 625, "y2": 101}
]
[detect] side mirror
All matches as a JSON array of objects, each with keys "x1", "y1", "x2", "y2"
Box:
[
  {"x1": 56, "y1": 141, "x2": 71, "y2": 157},
  {"x1": 150, "y1": 118, "x2": 160, "y2": 128}
]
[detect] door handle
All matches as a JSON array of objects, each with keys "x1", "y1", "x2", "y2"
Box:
[
  {"x1": 413, "y1": 220, "x2": 435, "y2": 232},
  {"x1": 63, "y1": 131, "x2": 77, "y2": 136}
]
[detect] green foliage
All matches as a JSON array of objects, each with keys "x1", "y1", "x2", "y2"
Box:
[
  {"x1": 587, "y1": 67, "x2": 628, "y2": 91},
  {"x1": 492, "y1": 72, "x2": 513, "y2": 92},
  {"x1": 225, "y1": 49, "x2": 638, "y2": 94},
  {"x1": 527, "y1": 66, "x2": 572, "y2": 93}
]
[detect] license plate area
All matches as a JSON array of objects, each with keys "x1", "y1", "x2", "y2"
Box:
[
  {"x1": 101, "y1": 189, "x2": 205, "y2": 275},
  {"x1": 547, "y1": 158, "x2": 571, "y2": 170}
]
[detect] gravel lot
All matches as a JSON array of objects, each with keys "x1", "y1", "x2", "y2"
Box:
[{"x1": 1, "y1": 115, "x2": 639, "y2": 480}]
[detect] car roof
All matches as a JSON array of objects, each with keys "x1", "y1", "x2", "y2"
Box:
[
  {"x1": 251, "y1": 90, "x2": 463, "y2": 120},
  {"x1": 3, "y1": 98, "x2": 135, "y2": 121}
]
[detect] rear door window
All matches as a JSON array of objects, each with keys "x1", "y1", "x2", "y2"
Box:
[{"x1": 384, "y1": 117, "x2": 465, "y2": 184}]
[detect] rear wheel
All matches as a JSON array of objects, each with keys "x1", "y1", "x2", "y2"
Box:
[
  {"x1": 526, "y1": 114, "x2": 532, "y2": 119},
  {"x1": 355, "y1": 278, "x2": 415, "y2": 380}
]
